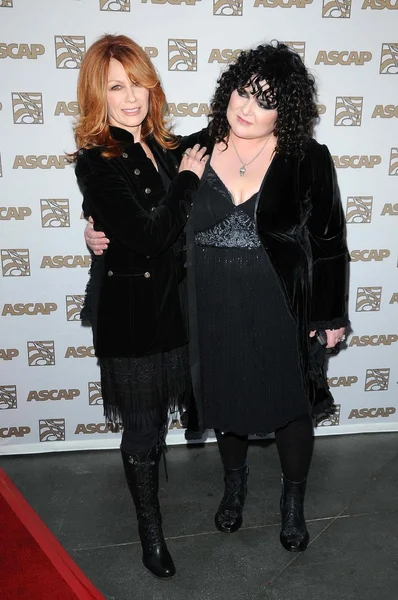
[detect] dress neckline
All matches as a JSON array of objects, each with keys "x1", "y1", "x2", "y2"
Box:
[{"x1": 208, "y1": 166, "x2": 259, "y2": 207}]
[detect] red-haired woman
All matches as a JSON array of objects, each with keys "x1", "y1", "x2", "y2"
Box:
[{"x1": 74, "y1": 34, "x2": 207, "y2": 579}]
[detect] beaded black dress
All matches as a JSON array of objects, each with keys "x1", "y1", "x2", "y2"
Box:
[{"x1": 193, "y1": 167, "x2": 310, "y2": 435}]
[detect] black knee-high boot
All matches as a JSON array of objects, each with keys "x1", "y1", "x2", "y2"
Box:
[
  {"x1": 121, "y1": 445, "x2": 176, "y2": 578},
  {"x1": 279, "y1": 475, "x2": 309, "y2": 552}
]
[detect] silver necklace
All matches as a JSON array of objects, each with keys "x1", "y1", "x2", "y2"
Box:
[{"x1": 230, "y1": 134, "x2": 273, "y2": 176}]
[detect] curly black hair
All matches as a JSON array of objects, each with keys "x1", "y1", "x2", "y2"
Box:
[{"x1": 208, "y1": 41, "x2": 319, "y2": 157}]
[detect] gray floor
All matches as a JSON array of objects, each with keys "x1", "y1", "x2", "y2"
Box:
[{"x1": 1, "y1": 433, "x2": 398, "y2": 600}]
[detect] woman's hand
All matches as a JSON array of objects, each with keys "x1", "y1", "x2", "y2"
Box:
[
  {"x1": 85, "y1": 217, "x2": 109, "y2": 255},
  {"x1": 309, "y1": 327, "x2": 346, "y2": 349},
  {"x1": 179, "y1": 144, "x2": 209, "y2": 178}
]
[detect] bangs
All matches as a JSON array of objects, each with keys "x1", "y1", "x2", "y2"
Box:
[
  {"x1": 240, "y1": 74, "x2": 278, "y2": 109},
  {"x1": 111, "y1": 48, "x2": 158, "y2": 90}
]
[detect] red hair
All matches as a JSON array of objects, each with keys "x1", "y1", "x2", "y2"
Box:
[{"x1": 74, "y1": 34, "x2": 177, "y2": 157}]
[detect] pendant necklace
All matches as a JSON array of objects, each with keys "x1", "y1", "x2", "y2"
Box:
[{"x1": 230, "y1": 133, "x2": 273, "y2": 177}]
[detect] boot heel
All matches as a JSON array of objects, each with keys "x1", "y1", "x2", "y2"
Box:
[
  {"x1": 215, "y1": 463, "x2": 249, "y2": 534},
  {"x1": 279, "y1": 475, "x2": 309, "y2": 552}
]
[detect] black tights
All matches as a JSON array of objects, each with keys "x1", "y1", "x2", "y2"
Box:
[
  {"x1": 121, "y1": 411, "x2": 167, "y2": 455},
  {"x1": 215, "y1": 414, "x2": 314, "y2": 482}
]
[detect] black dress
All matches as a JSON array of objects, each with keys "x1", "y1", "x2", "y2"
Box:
[{"x1": 193, "y1": 167, "x2": 310, "y2": 435}]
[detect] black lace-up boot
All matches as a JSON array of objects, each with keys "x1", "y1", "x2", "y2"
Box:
[
  {"x1": 279, "y1": 475, "x2": 309, "y2": 552},
  {"x1": 215, "y1": 463, "x2": 249, "y2": 533},
  {"x1": 121, "y1": 446, "x2": 176, "y2": 578}
]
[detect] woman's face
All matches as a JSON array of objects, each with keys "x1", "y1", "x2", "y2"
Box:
[
  {"x1": 106, "y1": 57, "x2": 149, "y2": 137},
  {"x1": 227, "y1": 82, "x2": 277, "y2": 140}
]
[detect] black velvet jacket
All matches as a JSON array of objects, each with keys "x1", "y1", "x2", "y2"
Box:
[
  {"x1": 179, "y1": 129, "x2": 349, "y2": 434},
  {"x1": 75, "y1": 126, "x2": 200, "y2": 358}
]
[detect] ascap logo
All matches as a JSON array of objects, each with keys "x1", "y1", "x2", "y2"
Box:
[
  {"x1": 317, "y1": 104, "x2": 327, "y2": 115},
  {"x1": 0, "y1": 207, "x2": 32, "y2": 220},
  {"x1": 100, "y1": 0, "x2": 130, "y2": 10},
  {"x1": 356, "y1": 287, "x2": 382, "y2": 312},
  {"x1": 371, "y1": 105, "x2": 398, "y2": 118},
  {"x1": 40, "y1": 255, "x2": 90, "y2": 269},
  {"x1": 317, "y1": 404, "x2": 341, "y2": 427},
  {"x1": 13, "y1": 155, "x2": 70, "y2": 169},
  {"x1": 253, "y1": 0, "x2": 312, "y2": 6},
  {"x1": 1, "y1": 249, "x2": 30, "y2": 276},
  {"x1": 167, "y1": 103, "x2": 209, "y2": 117},
  {"x1": 142, "y1": 0, "x2": 200, "y2": 3},
  {"x1": 55, "y1": 35, "x2": 86, "y2": 69},
  {"x1": 350, "y1": 335, "x2": 398, "y2": 347},
  {"x1": 144, "y1": 47, "x2": 158, "y2": 59},
  {"x1": 332, "y1": 155, "x2": 381, "y2": 169},
  {"x1": 168, "y1": 39, "x2": 197, "y2": 71},
  {"x1": 0, "y1": 349, "x2": 19, "y2": 361},
  {"x1": 12, "y1": 92, "x2": 43, "y2": 124},
  {"x1": 169, "y1": 415, "x2": 184, "y2": 429},
  {"x1": 362, "y1": 0, "x2": 398, "y2": 8},
  {"x1": 88, "y1": 382, "x2": 103, "y2": 405},
  {"x1": 349, "y1": 407, "x2": 396, "y2": 419},
  {"x1": 350, "y1": 249, "x2": 390, "y2": 262},
  {"x1": 213, "y1": 0, "x2": 243, "y2": 15},
  {"x1": 75, "y1": 423, "x2": 117, "y2": 434},
  {"x1": 65, "y1": 346, "x2": 95, "y2": 358},
  {"x1": 328, "y1": 376, "x2": 358, "y2": 387},
  {"x1": 389, "y1": 148, "x2": 398, "y2": 175},
  {"x1": 208, "y1": 49, "x2": 242, "y2": 63},
  {"x1": 380, "y1": 43, "x2": 398, "y2": 74},
  {"x1": 381, "y1": 203, "x2": 398, "y2": 215},
  {"x1": 27, "y1": 389, "x2": 79, "y2": 402},
  {"x1": 365, "y1": 368, "x2": 390, "y2": 391},
  {"x1": 315, "y1": 51, "x2": 372, "y2": 66},
  {"x1": 0, "y1": 426, "x2": 30, "y2": 438},
  {"x1": 54, "y1": 101, "x2": 79, "y2": 116},
  {"x1": 0, "y1": 385, "x2": 17, "y2": 410},
  {"x1": 39, "y1": 419, "x2": 65, "y2": 442},
  {"x1": 346, "y1": 196, "x2": 373, "y2": 223},
  {"x1": 0, "y1": 43, "x2": 44, "y2": 59},
  {"x1": 2, "y1": 303, "x2": 57, "y2": 316},
  {"x1": 334, "y1": 97, "x2": 363, "y2": 126},
  {"x1": 27, "y1": 341, "x2": 55, "y2": 366},
  {"x1": 390, "y1": 293, "x2": 398, "y2": 304},
  {"x1": 66, "y1": 295, "x2": 85, "y2": 321},
  {"x1": 322, "y1": 0, "x2": 351, "y2": 17},
  {"x1": 0, "y1": 1, "x2": 13, "y2": 6},
  {"x1": 284, "y1": 42, "x2": 306, "y2": 61},
  {"x1": 41, "y1": 199, "x2": 70, "y2": 227}
]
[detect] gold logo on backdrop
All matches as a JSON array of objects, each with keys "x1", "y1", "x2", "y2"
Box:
[
  {"x1": 356, "y1": 287, "x2": 382, "y2": 312},
  {"x1": 346, "y1": 196, "x2": 373, "y2": 223},
  {"x1": 254, "y1": 0, "x2": 312, "y2": 6},
  {"x1": 317, "y1": 404, "x2": 341, "y2": 427},
  {"x1": 65, "y1": 346, "x2": 95, "y2": 358},
  {"x1": 27, "y1": 341, "x2": 55, "y2": 366},
  {"x1": 381, "y1": 203, "x2": 398, "y2": 215},
  {"x1": 208, "y1": 49, "x2": 242, "y2": 63},
  {"x1": 334, "y1": 96, "x2": 363, "y2": 126},
  {"x1": 1, "y1": 249, "x2": 30, "y2": 276},
  {"x1": 0, "y1": 385, "x2": 17, "y2": 409},
  {"x1": 88, "y1": 382, "x2": 103, "y2": 406},
  {"x1": 2, "y1": 303, "x2": 57, "y2": 316},
  {"x1": 40, "y1": 199, "x2": 70, "y2": 227},
  {"x1": 54, "y1": 101, "x2": 80, "y2": 116},
  {"x1": 168, "y1": 39, "x2": 197, "y2": 71},
  {"x1": 0, "y1": 207, "x2": 32, "y2": 220},
  {"x1": 0, "y1": 348, "x2": 19, "y2": 360},
  {"x1": 66, "y1": 295, "x2": 85, "y2": 321},
  {"x1": 371, "y1": 105, "x2": 398, "y2": 118},
  {"x1": 39, "y1": 419, "x2": 66, "y2": 442},
  {"x1": 380, "y1": 43, "x2": 398, "y2": 74},
  {"x1": 349, "y1": 334, "x2": 398, "y2": 347},
  {"x1": 0, "y1": 1, "x2": 13, "y2": 6},
  {"x1": 55, "y1": 36, "x2": 86, "y2": 69},
  {"x1": 365, "y1": 369, "x2": 390, "y2": 392},
  {"x1": 349, "y1": 407, "x2": 395, "y2": 419},
  {"x1": 389, "y1": 148, "x2": 398, "y2": 175},
  {"x1": 284, "y1": 42, "x2": 306, "y2": 61},
  {"x1": 213, "y1": 0, "x2": 243, "y2": 15},
  {"x1": 167, "y1": 103, "x2": 209, "y2": 117},
  {"x1": 333, "y1": 155, "x2": 381, "y2": 169},
  {"x1": 322, "y1": 0, "x2": 351, "y2": 17},
  {"x1": 351, "y1": 249, "x2": 390, "y2": 262},
  {"x1": 100, "y1": 0, "x2": 130, "y2": 9},
  {"x1": 12, "y1": 92, "x2": 43, "y2": 124},
  {"x1": 363, "y1": 0, "x2": 398, "y2": 8}
]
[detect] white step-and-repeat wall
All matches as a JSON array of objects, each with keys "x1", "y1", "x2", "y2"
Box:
[{"x1": 1, "y1": 0, "x2": 397, "y2": 454}]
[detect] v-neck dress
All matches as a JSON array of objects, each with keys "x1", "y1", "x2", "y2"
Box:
[{"x1": 192, "y1": 166, "x2": 309, "y2": 435}]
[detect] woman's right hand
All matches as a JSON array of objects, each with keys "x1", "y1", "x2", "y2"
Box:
[
  {"x1": 85, "y1": 217, "x2": 109, "y2": 255},
  {"x1": 179, "y1": 144, "x2": 208, "y2": 178}
]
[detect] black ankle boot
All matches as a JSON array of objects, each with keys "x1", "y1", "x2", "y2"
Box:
[
  {"x1": 279, "y1": 475, "x2": 309, "y2": 552},
  {"x1": 121, "y1": 446, "x2": 176, "y2": 579},
  {"x1": 215, "y1": 463, "x2": 249, "y2": 533}
]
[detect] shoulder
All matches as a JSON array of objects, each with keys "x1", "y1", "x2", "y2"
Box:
[
  {"x1": 301, "y1": 138, "x2": 334, "y2": 173},
  {"x1": 179, "y1": 128, "x2": 210, "y2": 152},
  {"x1": 75, "y1": 147, "x2": 114, "y2": 178}
]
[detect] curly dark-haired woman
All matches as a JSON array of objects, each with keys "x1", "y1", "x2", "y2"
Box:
[{"x1": 85, "y1": 42, "x2": 349, "y2": 553}]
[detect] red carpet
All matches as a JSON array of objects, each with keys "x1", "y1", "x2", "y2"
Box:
[{"x1": 0, "y1": 469, "x2": 105, "y2": 600}]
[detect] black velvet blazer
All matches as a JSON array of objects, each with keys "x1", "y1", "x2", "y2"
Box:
[
  {"x1": 75, "y1": 126, "x2": 200, "y2": 358},
  {"x1": 179, "y1": 129, "x2": 349, "y2": 433}
]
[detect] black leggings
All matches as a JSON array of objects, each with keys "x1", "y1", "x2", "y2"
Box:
[{"x1": 215, "y1": 414, "x2": 314, "y2": 482}]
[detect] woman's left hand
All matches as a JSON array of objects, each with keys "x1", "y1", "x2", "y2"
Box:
[{"x1": 309, "y1": 327, "x2": 346, "y2": 349}]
